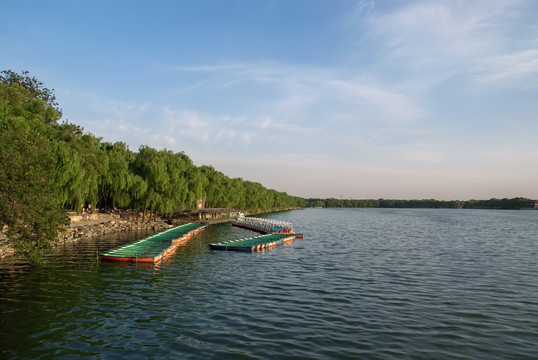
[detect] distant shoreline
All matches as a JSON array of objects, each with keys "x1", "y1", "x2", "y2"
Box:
[{"x1": 305, "y1": 197, "x2": 533, "y2": 210}]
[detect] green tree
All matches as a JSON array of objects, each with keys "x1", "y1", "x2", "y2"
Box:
[
  {"x1": 200, "y1": 166, "x2": 224, "y2": 208},
  {"x1": 162, "y1": 150, "x2": 189, "y2": 215},
  {"x1": 185, "y1": 162, "x2": 206, "y2": 211},
  {"x1": 0, "y1": 70, "x2": 68, "y2": 264},
  {"x1": 99, "y1": 142, "x2": 134, "y2": 209}
]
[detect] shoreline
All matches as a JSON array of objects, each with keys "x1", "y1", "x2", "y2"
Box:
[
  {"x1": 0, "y1": 211, "x2": 185, "y2": 261},
  {"x1": 0, "y1": 207, "x2": 301, "y2": 261}
]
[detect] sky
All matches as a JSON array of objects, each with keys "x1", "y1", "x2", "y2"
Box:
[{"x1": 2, "y1": 0, "x2": 538, "y2": 200}]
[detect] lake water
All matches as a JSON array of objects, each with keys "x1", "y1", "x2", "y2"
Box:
[{"x1": 1, "y1": 208, "x2": 537, "y2": 359}]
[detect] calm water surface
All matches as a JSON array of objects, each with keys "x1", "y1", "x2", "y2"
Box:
[{"x1": 1, "y1": 208, "x2": 537, "y2": 359}]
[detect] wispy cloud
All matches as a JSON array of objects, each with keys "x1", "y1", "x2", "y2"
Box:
[
  {"x1": 475, "y1": 49, "x2": 538, "y2": 85},
  {"x1": 173, "y1": 60, "x2": 425, "y2": 124},
  {"x1": 329, "y1": 79, "x2": 425, "y2": 123},
  {"x1": 355, "y1": 0, "x2": 538, "y2": 88}
]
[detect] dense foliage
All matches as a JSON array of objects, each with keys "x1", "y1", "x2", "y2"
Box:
[
  {"x1": 0, "y1": 70, "x2": 69, "y2": 263},
  {"x1": 0, "y1": 70, "x2": 304, "y2": 263},
  {"x1": 460, "y1": 198, "x2": 530, "y2": 210},
  {"x1": 306, "y1": 197, "x2": 530, "y2": 210}
]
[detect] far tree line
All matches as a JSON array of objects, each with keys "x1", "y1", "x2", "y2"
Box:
[{"x1": 305, "y1": 197, "x2": 530, "y2": 210}]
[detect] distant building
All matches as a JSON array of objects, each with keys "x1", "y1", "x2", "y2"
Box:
[
  {"x1": 197, "y1": 196, "x2": 205, "y2": 210},
  {"x1": 528, "y1": 200, "x2": 538, "y2": 209},
  {"x1": 195, "y1": 208, "x2": 237, "y2": 221}
]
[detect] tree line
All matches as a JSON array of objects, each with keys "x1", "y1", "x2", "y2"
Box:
[
  {"x1": 306, "y1": 197, "x2": 530, "y2": 210},
  {"x1": 0, "y1": 70, "x2": 304, "y2": 263}
]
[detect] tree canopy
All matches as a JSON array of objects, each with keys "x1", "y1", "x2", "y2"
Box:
[{"x1": 0, "y1": 70, "x2": 69, "y2": 264}]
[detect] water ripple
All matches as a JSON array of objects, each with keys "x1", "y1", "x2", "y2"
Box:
[{"x1": 1, "y1": 209, "x2": 538, "y2": 359}]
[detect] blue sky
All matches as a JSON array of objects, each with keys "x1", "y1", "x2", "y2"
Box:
[{"x1": 2, "y1": 0, "x2": 538, "y2": 200}]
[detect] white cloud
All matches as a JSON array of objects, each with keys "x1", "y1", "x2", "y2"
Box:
[
  {"x1": 173, "y1": 60, "x2": 425, "y2": 126},
  {"x1": 330, "y1": 80, "x2": 425, "y2": 123},
  {"x1": 356, "y1": 0, "x2": 538, "y2": 89},
  {"x1": 475, "y1": 49, "x2": 538, "y2": 84},
  {"x1": 61, "y1": 88, "x2": 311, "y2": 154},
  {"x1": 161, "y1": 108, "x2": 211, "y2": 141}
]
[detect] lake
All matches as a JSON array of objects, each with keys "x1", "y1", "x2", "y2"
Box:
[{"x1": 1, "y1": 208, "x2": 537, "y2": 359}]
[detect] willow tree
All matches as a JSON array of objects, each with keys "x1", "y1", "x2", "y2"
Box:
[
  {"x1": 0, "y1": 70, "x2": 69, "y2": 264},
  {"x1": 185, "y1": 162, "x2": 207, "y2": 211},
  {"x1": 243, "y1": 181, "x2": 263, "y2": 213},
  {"x1": 162, "y1": 150, "x2": 189, "y2": 215},
  {"x1": 230, "y1": 178, "x2": 246, "y2": 209},
  {"x1": 200, "y1": 166, "x2": 223, "y2": 208},
  {"x1": 132, "y1": 146, "x2": 181, "y2": 219},
  {"x1": 129, "y1": 175, "x2": 148, "y2": 217},
  {"x1": 99, "y1": 142, "x2": 134, "y2": 210},
  {"x1": 76, "y1": 133, "x2": 108, "y2": 209},
  {"x1": 53, "y1": 123, "x2": 86, "y2": 210}
]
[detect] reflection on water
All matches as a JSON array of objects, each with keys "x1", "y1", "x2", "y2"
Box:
[{"x1": 1, "y1": 209, "x2": 538, "y2": 359}]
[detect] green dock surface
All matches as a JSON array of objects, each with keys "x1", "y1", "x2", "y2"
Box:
[
  {"x1": 209, "y1": 233, "x2": 301, "y2": 251},
  {"x1": 100, "y1": 222, "x2": 206, "y2": 262}
]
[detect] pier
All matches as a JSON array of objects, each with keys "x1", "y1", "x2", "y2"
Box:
[
  {"x1": 210, "y1": 216, "x2": 304, "y2": 251},
  {"x1": 100, "y1": 222, "x2": 207, "y2": 263},
  {"x1": 209, "y1": 233, "x2": 298, "y2": 252},
  {"x1": 232, "y1": 216, "x2": 300, "y2": 235}
]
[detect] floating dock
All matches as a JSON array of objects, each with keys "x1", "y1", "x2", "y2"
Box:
[
  {"x1": 211, "y1": 215, "x2": 304, "y2": 252},
  {"x1": 100, "y1": 222, "x2": 207, "y2": 263},
  {"x1": 232, "y1": 216, "x2": 303, "y2": 237},
  {"x1": 209, "y1": 233, "x2": 300, "y2": 252}
]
